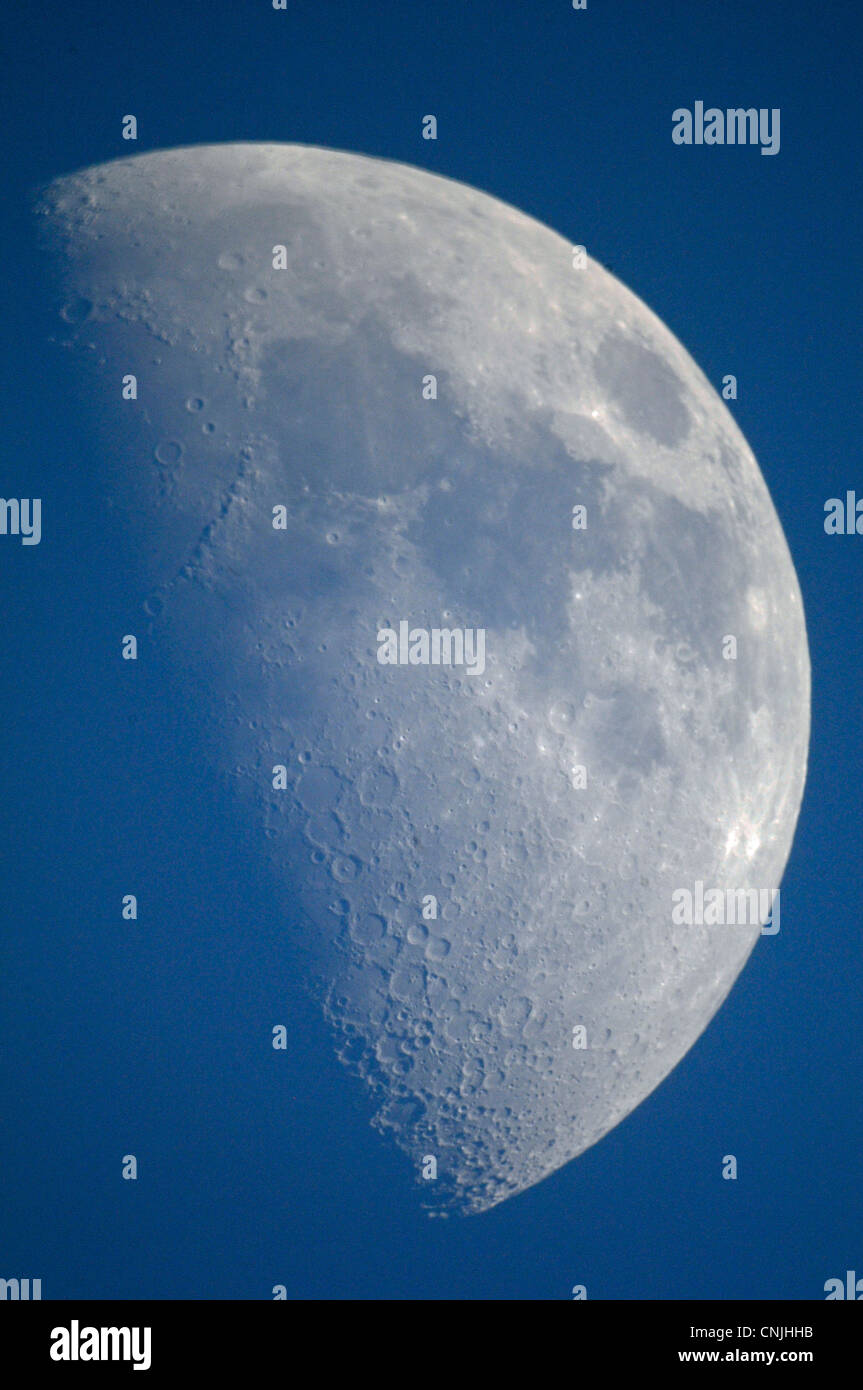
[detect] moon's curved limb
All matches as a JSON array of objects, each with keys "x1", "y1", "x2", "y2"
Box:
[{"x1": 38, "y1": 144, "x2": 810, "y2": 1212}]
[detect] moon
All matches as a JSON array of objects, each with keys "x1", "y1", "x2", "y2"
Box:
[{"x1": 37, "y1": 143, "x2": 810, "y2": 1213}]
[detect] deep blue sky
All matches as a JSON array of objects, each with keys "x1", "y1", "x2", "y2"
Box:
[{"x1": 1, "y1": 0, "x2": 861, "y2": 1299}]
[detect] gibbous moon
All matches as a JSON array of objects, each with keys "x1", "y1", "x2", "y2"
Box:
[{"x1": 37, "y1": 144, "x2": 810, "y2": 1212}]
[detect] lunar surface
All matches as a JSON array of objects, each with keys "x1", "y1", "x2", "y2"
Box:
[{"x1": 37, "y1": 143, "x2": 810, "y2": 1213}]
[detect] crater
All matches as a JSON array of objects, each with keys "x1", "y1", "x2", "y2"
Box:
[{"x1": 593, "y1": 332, "x2": 690, "y2": 447}]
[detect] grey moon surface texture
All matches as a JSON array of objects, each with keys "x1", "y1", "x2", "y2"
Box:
[{"x1": 37, "y1": 143, "x2": 810, "y2": 1214}]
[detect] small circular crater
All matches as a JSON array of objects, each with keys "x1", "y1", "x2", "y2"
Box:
[
  {"x1": 154, "y1": 440, "x2": 183, "y2": 466},
  {"x1": 60, "y1": 296, "x2": 93, "y2": 325},
  {"x1": 548, "y1": 700, "x2": 576, "y2": 733},
  {"x1": 331, "y1": 855, "x2": 362, "y2": 884},
  {"x1": 350, "y1": 913, "x2": 386, "y2": 945}
]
